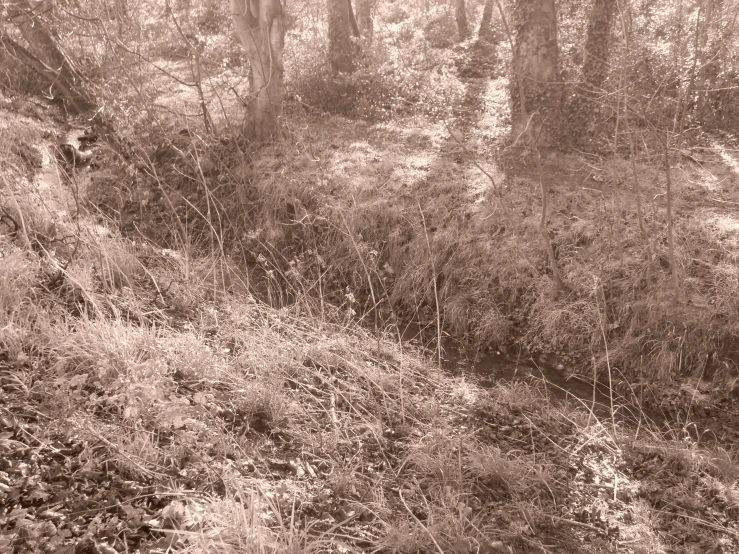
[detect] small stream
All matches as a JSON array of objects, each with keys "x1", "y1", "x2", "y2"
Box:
[
  {"x1": 402, "y1": 325, "x2": 701, "y2": 434},
  {"x1": 442, "y1": 345, "x2": 665, "y2": 424},
  {"x1": 37, "y1": 126, "x2": 97, "y2": 201}
]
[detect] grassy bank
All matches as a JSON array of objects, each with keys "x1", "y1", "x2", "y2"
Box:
[
  {"x1": 2, "y1": 97, "x2": 739, "y2": 554},
  {"x1": 23, "y1": 0, "x2": 734, "y2": 396},
  {"x1": 90, "y1": 100, "x2": 739, "y2": 396}
]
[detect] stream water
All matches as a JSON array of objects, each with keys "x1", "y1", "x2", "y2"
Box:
[
  {"x1": 37, "y1": 127, "x2": 96, "y2": 202},
  {"x1": 440, "y1": 345, "x2": 664, "y2": 424},
  {"x1": 401, "y1": 325, "x2": 737, "y2": 440},
  {"x1": 463, "y1": 342, "x2": 733, "y2": 442}
]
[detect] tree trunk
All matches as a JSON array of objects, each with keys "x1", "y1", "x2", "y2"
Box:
[
  {"x1": 355, "y1": 0, "x2": 374, "y2": 43},
  {"x1": 696, "y1": 0, "x2": 717, "y2": 120},
  {"x1": 582, "y1": 0, "x2": 615, "y2": 92},
  {"x1": 510, "y1": 0, "x2": 560, "y2": 145},
  {"x1": 231, "y1": 0, "x2": 285, "y2": 142},
  {"x1": 570, "y1": 0, "x2": 616, "y2": 139},
  {"x1": 456, "y1": 0, "x2": 469, "y2": 40},
  {"x1": 348, "y1": 0, "x2": 361, "y2": 38},
  {"x1": 479, "y1": 0, "x2": 494, "y2": 40},
  {"x1": 5, "y1": 0, "x2": 94, "y2": 114},
  {"x1": 328, "y1": 0, "x2": 355, "y2": 72}
]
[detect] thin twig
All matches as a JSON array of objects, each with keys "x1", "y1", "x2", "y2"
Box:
[
  {"x1": 549, "y1": 515, "x2": 606, "y2": 534},
  {"x1": 443, "y1": 119, "x2": 500, "y2": 196}
]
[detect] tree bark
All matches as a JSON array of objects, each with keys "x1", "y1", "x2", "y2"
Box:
[
  {"x1": 582, "y1": 0, "x2": 615, "y2": 93},
  {"x1": 328, "y1": 0, "x2": 354, "y2": 72},
  {"x1": 5, "y1": 0, "x2": 94, "y2": 114},
  {"x1": 570, "y1": 0, "x2": 616, "y2": 139},
  {"x1": 497, "y1": 0, "x2": 568, "y2": 291},
  {"x1": 355, "y1": 0, "x2": 374, "y2": 43},
  {"x1": 347, "y1": 0, "x2": 360, "y2": 38},
  {"x1": 479, "y1": 0, "x2": 494, "y2": 40},
  {"x1": 231, "y1": 0, "x2": 285, "y2": 142},
  {"x1": 456, "y1": 0, "x2": 469, "y2": 40},
  {"x1": 696, "y1": 0, "x2": 717, "y2": 120},
  {"x1": 510, "y1": 0, "x2": 561, "y2": 145}
]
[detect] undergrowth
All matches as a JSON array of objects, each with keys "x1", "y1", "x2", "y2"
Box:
[
  {"x1": 87, "y1": 103, "x2": 739, "y2": 406},
  {"x1": 2, "y1": 100, "x2": 739, "y2": 554}
]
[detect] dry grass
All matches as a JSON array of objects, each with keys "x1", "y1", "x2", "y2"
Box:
[
  {"x1": 173, "y1": 109, "x2": 739, "y2": 396},
  {"x1": 3, "y1": 79, "x2": 739, "y2": 554}
]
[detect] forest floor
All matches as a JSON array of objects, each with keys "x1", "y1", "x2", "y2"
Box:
[{"x1": 2, "y1": 87, "x2": 739, "y2": 554}]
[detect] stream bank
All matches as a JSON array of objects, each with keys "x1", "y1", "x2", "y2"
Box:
[
  {"x1": 68, "y1": 114, "x2": 739, "y2": 447},
  {"x1": 403, "y1": 323, "x2": 739, "y2": 444},
  {"x1": 2, "y1": 104, "x2": 739, "y2": 553}
]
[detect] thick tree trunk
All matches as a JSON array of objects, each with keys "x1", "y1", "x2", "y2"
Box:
[
  {"x1": 456, "y1": 0, "x2": 469, "y2": 40},
  {"x1": 356, "y1": 0, "x2": 374, "y2": 43},
  {"x1": 582, "y1": 0, "x2": 615, "y2": 91},
  {"x1": 5, "y1": 0, "x2": 94, "y2": 114},
  {"x1": 479, "y1": 0, "x2": 494, "y2": 40},
  {"x1": 231, "y1": 0, "x2": 285, "y2": 142},
  {"x1": 328, "y1": 0, "x2": 354, "y2": 72},
  {"x1": 570, "y1": 0, "x2": 616, "y2": 139},
  {"x1": 510, "y1": 0, "x2": 560, "y2": 145}
]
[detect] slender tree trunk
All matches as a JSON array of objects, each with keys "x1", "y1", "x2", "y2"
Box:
[
  {"x1": 696, "y1": 0, "x2": 717, "y2": 120},
  {"x1": 348, "y1": 0, "x2": 360, "y2": 38},
  {"x1": 167, "y1": 3, "x2": 214, "y2": 133},
  {"x1": 509, "y1": 0, "x2": 561, "y2": 145},
  {"x1": 328, "y1": 0, "x2": 355, "y2": 72},
  {"x1": 663, "y1": 140, "x2": 679, "y2": 297},
  {"x1": 231, "y1": 0, "x2": 285, "y2": 142},
  {"x1": 456, "y1": 0, "x2": 469, "y2": 40},
  {"x1": 5, "y1": 0, "x2": 94, "y2": 113}
]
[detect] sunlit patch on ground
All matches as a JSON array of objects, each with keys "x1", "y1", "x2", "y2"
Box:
[
  {"x1": 477, "y1": 76, "x2": 511, "y2": 145},
  {"x1": 693, "y1": 208, "x2": 739, "y2": 253},
  {"x1": 709, "y1": 213, "x2": 739, "y2": 238},
  {"x1": 714, "y1": 141, "x2": 739, "y2": 178}
]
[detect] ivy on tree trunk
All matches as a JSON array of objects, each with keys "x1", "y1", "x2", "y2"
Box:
[
  {"x1": 570, "y1": 0, "x2": 616, "y2": 142},
  {"x1": 510, "y1": 0, "x2": 561, "y2": 145}
]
